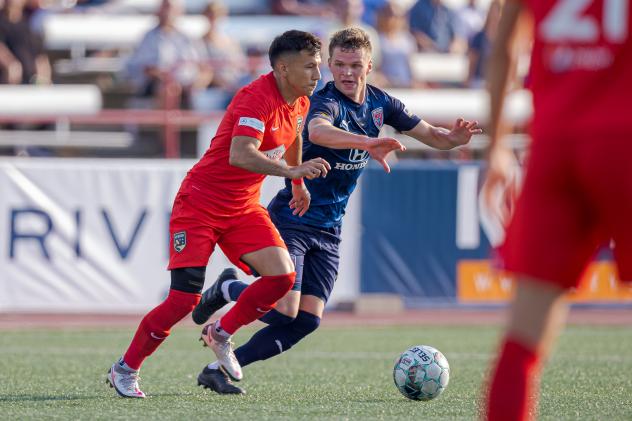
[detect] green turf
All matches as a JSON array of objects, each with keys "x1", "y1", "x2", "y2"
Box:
[{"x1": 1, "y1": 324, "x2": 631, "y2": 420}]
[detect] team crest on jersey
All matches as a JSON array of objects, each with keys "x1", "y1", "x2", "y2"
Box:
[
  {"x1": 371, "y1": 107, "x2": 384, "y2": 129},
  {"x1": 173, "y1": 231, "x2": 186, "y2": 252}
]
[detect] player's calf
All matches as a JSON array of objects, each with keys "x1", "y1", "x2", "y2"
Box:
[{"x1": 234, "y1": 310, "x2": 321, "y2": 367}]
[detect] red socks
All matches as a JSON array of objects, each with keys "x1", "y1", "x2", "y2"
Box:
[
  {"x1": 123, "y1": 289, "x2": 200, "y2": 370},
  {"x1": 219, "y1": 273, "x2": 295, "y2": 334},
  {"x1": 486, "y1": 338, "x2": 540, "y2": 421}
]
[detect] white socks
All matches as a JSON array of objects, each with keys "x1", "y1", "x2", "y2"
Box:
[{"x1": 221, "y1": 279, "x2": 237, "y2": 302}]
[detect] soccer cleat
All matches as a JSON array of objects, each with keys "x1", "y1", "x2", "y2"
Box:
[
  {"x1": 197, "y1": 366, "x2": 245, "y2": 394},
  {"x1": 106, "y1": 362, "x2": 146, "y2": 398},
  {"x1": 200, "y1": 322, "x2": 243, "y2": 381},
  {"x1": 191, "y1": 268, "x2": 238, "y2": 325}
]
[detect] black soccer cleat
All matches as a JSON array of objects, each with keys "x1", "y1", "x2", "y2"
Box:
[
  {"x1": 192, "y1": 268, "x2": 238, "y2": 325},
  {"x1": 197, "y1": 366, "x2": 245, "y2": 395}
]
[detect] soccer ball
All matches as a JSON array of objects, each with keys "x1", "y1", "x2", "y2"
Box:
[{"x1": 393, "y1": 345, "x2": 450, "y2": 401}]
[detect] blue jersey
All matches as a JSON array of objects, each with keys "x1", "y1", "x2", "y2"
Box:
[{"x1": 268, "y1": 81, "x2": 421, "y2": 228}]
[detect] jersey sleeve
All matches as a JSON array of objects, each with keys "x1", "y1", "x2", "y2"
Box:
[
  {"x1": 306, "y1": 95, "x2": 339, "y2": 126},
  {"x1": 230, "y1": 90, "x2": 271, "y2": 141},
  {"x1": 384, "y1": 93, "x2": 421, "y2": 132}
]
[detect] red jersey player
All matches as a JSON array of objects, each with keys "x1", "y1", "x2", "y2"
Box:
[
  {"x1": 483, "y1": 1, "x2": 632, "y2": 419},
  {"x1": 107, "y1": 30, "x2": 330, "y2": 398}
]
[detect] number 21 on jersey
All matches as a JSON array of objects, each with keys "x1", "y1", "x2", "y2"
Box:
[{"x1": 540, "y1": 0, "x2": 629, "y2": 43}]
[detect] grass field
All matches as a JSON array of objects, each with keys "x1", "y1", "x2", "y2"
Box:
[{"x1": 1, "y1": 324, "x2": 631, "y2": 420}]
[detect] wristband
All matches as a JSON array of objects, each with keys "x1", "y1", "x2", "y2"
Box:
[{"x1": 291, "y1": 178, "x2": 304, "y2": 186}]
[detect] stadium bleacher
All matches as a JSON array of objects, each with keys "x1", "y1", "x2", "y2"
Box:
[{"x1": 1, "y1": 0, "x2": 522, "y2": 159}]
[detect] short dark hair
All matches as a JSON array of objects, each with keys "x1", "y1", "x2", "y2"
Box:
[
  {"x1": 328, "y1": 27, "x2": 372, "y2": 58},
  {"x1": 268, "y1": 30, "x2": 322, "y2": 67}
]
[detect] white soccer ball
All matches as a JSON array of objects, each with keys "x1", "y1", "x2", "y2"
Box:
[{"x1": 393, "y1": 345, "x2": 450, "y2": 401}]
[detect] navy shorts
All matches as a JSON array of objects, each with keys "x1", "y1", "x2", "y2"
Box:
[{"x1": 272, "y1": 218, "x2": 341, "y2": 303}]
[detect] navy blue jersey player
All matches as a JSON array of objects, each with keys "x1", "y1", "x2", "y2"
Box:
[{"x1": 193, "y1": 27, "x2": 482, "y2": 394}]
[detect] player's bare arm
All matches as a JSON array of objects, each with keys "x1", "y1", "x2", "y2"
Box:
[
  {"x1": 482, "y1": 0, "x2": 524, "y2": 225},
  {"x1": 229, "y1": 135, "x2": 330, "y2": 180},
  {"x1": 309, "y1": 117, "x2": 405, "y2": 173},
  {"x1": 284, "y1": 133, "x2": 311, "y2": 217},
  {"x1": 403, "y1": 119, "x2": 481, "y2": 151}
]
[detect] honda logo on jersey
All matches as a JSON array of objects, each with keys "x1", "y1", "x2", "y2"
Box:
[
  {"x1": 371, "y1": 107, "x2": 383, "y2": 129},
  {"x1": 349, "y1": 148, "x2": 369, "y2": 162}
]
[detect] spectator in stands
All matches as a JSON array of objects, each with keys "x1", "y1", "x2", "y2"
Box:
[
  {"x1": 456, "y1": 0, "x2": 485, "y2": 43},
  {"x1": 270, "y1": 0, "x2": 336, "y2": 18},
  {"x1": 466, "y1": 0, "x2": 500, "y2": 88},
  {"x1": 319, "y1": 0, "x2": 381, "y2": 85},
  {"x1": 360, "y1": 0, "x2": 387, "y2": 28},
  {"x1": 374, "y1": 1, "x2": 416, "y2": 88},
  {"x1": 236, "y1": 46, "x2": 269, "y2": 88},
  {"x1": 73, "y1": 0, "x2": 110, "y2": 11},
  {"x1": 408, "y1": 0, "x2": 466, "y2": 53},
  {"x1": 0, "y1": 0, "x2": 51, "y2": 85},
  {"x1": 335, "y1": 0, "x2": 380, "y2": 65},
  {"x1": 124, "y1": 0, "x2": 211, "y2": 108},
  {"x1": 195, "y1": 0, "x2": 245, "y2": 108}
]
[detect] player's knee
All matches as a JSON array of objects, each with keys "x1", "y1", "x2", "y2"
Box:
[
  {"x1": 165, "y1": 289, "x2": 201, "y2": 318},
  {"x1": 170, "y1": 266, "x2": 206, "y2": 294},
  {"x1": 263, "y1": 272, "x2": 296, "y2": 297},
  {"x1": 291, "y1": 310, "x2": 321, "y2": 338}
]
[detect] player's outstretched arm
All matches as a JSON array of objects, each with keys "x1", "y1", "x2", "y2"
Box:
[
  {"x1": 364, "y1": 138, "x2": 406, "y2": 173},
  {"x1": 403, "y1": 119, "x2": 482, "y2": 151},
  {"x1": 482, "y1": 0, "x2": 524, "y2": 225},
  {"x1": 309, "y1": 117, "x2": 401, "y2": 150},
  {"x1": 229, "y1": 135, "x2": 330, "y2": 180},
  {"x1": 309, "y1": 117, "x2": 405, "y2": 173}
]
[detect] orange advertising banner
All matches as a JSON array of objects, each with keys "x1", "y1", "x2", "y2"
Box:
[{"x1": 457, "y1": 260, "x2": 632, "y2": 303}]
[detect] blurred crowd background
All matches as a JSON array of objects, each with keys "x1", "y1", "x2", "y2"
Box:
[{"x1": 0, "y1": 0, "x2": 527, "y2": 159}]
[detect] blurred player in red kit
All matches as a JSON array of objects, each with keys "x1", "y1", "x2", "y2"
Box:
[
  {"x1": 483, "y1": 0, "x2": 632, "y2": 419},
  {"x1": 106, "y1": 30, "x2": 330, "y2": 398}
]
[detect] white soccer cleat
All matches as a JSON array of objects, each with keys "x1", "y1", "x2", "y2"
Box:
[
  {"x1": 200, "y1": 323, "x2": 243, "y2": 381},
  {"x1": 106, "y1": 362, "x2": 146, "y2": 398}
]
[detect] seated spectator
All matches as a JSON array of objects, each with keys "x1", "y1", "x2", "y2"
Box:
[
  {"x1": 456, "y1": 0, "x2": 485, "y2": 43},
  {"x1": 375, "y1": 1, "x2": 417, "y2": 88},
  {"x1": 124, "y1": 0, "x2": 211, "y2": 108},
  {"x1": 319, "y1": 0, "x2": 381, "y2": 86},
  {"x1": 191, "y1": 0, "x2": 246, "y2": 111},
  {"x1": 197, "y1": 1, "x2": 245, "y2": 92},
  {"x1": 72, "y1": 0, "x2": 110, "y2": 11},
  {"x1": 235, "y1": 46, "x2": 269, "y2": 88},
  {"x1": 270, "y1": 0, "x2": 336, "y2": 18},
  {"x1": 360, "y1": 0, "x2": 387, "y2": 28},
  {"x1": 0, "y1": 0, "x2": 51, "y2": 84},
  {"x1": 466, "y1": 0, "x2": 500, "y2": 88},
  {"x1": 408, "y1": 0, "x2": 465, "y2": 53}
]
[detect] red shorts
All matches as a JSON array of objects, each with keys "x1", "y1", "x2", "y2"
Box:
[
  {"x1": 501, "y1": 134, "x2": 632, "y2": 288},
  {"x1": 167, "y1": 191, "x2": 286, "y2": 274}
]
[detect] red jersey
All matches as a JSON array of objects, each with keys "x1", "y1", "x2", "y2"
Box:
[
  {"x1": 182, "y1": 72, "x2": 309, "y2": 216},
  {"x1": 525, "y1": 0, "x2": 632, "y2": 139}
]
